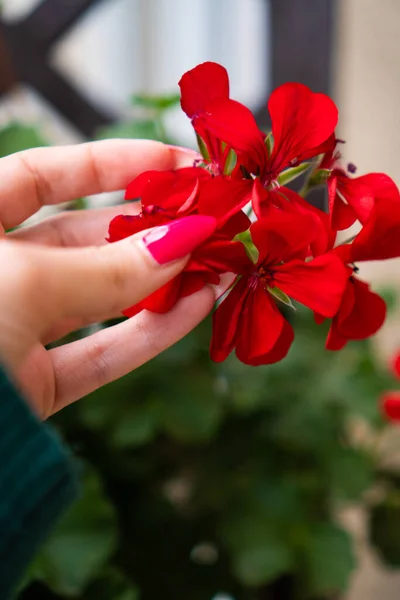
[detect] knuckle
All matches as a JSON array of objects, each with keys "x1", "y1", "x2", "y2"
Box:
[
  {"x1": 15, "y1": 150, "x2": 51, "y2": 209},
  {"x1": 86, "y1": 336, "x2": 110, "y2": 389},
  {"x1": 88, "y1": 245, "x2": 135, "y2": 311},
  {"x1": 134, "y1": 314, "x2": 160, "y2": 356},
  {"x1": 0, "y1": 241, "x2": 38, "y2": 294}
]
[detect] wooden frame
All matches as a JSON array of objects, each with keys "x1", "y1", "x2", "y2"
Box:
[
  {"x1": 0, "y1": 0, "x2": 335, "y2": 148},
  {"x1": 0, "y1": 0, "x2": 114, "y2": 136}
]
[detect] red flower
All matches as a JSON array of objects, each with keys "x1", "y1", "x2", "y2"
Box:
[
  {"x1": 320, "y1": 195, "x2": 400, "y2": 350},
  {"x1": 211, "y1": 211, "x2": 348, "y2": 365},
  {"x1": 382, "y1": 392, "x2": 400, "y2": 422},
  {"x1": 179, "y1": 62, "x2": 256, "y2": 175},
  {"x1": 328, "y1": 170, "x2": 399, "y2": 231},
  {"x1": 108, "y1": 206, "x2": 249, "y2": 316},
  {"x1": 179, "y1": 62, "x2": 338, "y2": 217},
  {"x1": 393, "y1": 353, "x2": 400, "y2": 378},
  {"x1": 381, "y1": 352, "x2": 400, "y2": 422},
  {"x1": 323, "y1": 277, "x2": 386, "y2": 350},
  {"x1": 125, "y1": 167, "x2": 211, "y2": 215},
  {"x1": 252, "y1": 180, "x2": 333, "y2": 256}
]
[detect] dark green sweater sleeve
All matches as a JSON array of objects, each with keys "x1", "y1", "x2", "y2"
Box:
[{"x1": 0, "y1": 368, "x2": 79, "y2": 599}]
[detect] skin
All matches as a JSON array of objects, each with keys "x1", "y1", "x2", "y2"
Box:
[{"x1": 0, "y1": 139, "x2": 229, "y2": 419}]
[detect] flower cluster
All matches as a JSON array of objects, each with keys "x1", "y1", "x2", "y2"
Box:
[{"x1": 108, "y1": 62, "x2": 400, "y2": 366}]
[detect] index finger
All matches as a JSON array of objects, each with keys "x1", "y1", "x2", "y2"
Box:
[{"x1": 0, "y1": 140, "x2": 197, "y2": 229}]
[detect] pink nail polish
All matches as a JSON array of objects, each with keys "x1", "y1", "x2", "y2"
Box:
[{"x1": 143, "y1": 215, "x2": 217, "y2": 265}]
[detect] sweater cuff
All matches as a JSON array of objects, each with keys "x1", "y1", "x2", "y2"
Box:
[{"x1": 0, "y1": 368, "x2": 79, "y2": 597}]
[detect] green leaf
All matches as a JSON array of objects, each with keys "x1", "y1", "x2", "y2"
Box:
[
  {"x1": 234, "y1": 230, "x2": 258, "y2": 263},
  {"x1": 0, "y1": 123, "x2": 47, "y2": 157},
  {"x1": 31, "y1": 467, "x2": 118, "y2": 596},
  {"x1": 130, "y1": 92, "x2": 180, "y2": 111},
  {"x1": 277, "y1": 162, "x2": 310, "y2": 186},
  {"x1": 96, "y1": 119, "x2": 161, "y2": 141},
  {"x1": 327, "y1": 447, "x2": 373, "y2": 500},
  {"x1": 264, "y1": 132, "x2": 273, "y2": 158},
  {"x1": 371, "y1": 491, "x2": 400, "y2": 567},
  {"x1": 268, "y1": 286, "x2": 295, "y2": 309},
  {"x1": 305, "y1": 523, "x2": 356, "y2": 596},
  {"x1": 157, "y1": 377, "x2": 222, "y2": 443},
  {"x1": 111, "y1": 404, "x2": 158, "y2": 448},
  {"x1": 83, "y1": 568, "x2": 139, "y2": 600},
  {"x1": 233, "y1": 540, "x2": 292, "y2": 586}
]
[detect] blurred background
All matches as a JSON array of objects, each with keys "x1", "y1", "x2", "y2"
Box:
[{"x1": 1, "y1": 1, "x2": 400, "y2": 599}]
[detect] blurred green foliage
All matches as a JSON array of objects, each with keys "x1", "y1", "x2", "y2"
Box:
[
  {"x1": 4, "y1": 99, "x2": 400, "y2": 600},
  {"x1": 0, "y1": 122, "x2": 48, "y2": 157}
]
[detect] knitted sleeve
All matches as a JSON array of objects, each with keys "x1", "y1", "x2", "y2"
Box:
[{"x1": 0, "y1": 368, "x2": 78, "y2": 598}]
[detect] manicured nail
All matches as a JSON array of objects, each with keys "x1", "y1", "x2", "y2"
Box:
[
  {"x1": 167, "y1": 144, "x2": 202, "y2": 167},
  {"x1": 143, "y1": 215, "x2": 217, "y2": 265},
  {"x1": 166, "y1": 144, "x2": 200, "y2": 156},
  {"x1": 213, "y1": 273, "x2": 237, "y2": 300}
]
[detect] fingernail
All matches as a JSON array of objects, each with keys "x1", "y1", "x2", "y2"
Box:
[
  {"x1": 167, "y1": 144, "x2": 202, "y2": 167},
  {"x1": 143, "y1": 215, "x2": 217, "y2": 265},
  {"x1": 166, "y1": 144, "x2": 200, "y2": 156},
  {"x1": 213, "y1": 273, "x2": 236, "y2": 300}
]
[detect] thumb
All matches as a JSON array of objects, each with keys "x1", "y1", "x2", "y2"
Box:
[{"x1": 35, "y1": 215, "x2": 217, "y2": 325}]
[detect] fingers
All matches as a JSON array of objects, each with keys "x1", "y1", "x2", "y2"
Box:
[
  {"x1": 6, "y1": 216, "x2": 216, "y2": 335},
  {"x1": 41, "y1": 272, "x2": 235, "y2": 346},
  {"x1": 8, "y1": 202, "x2": 141, "y2": 247},
  {"x1": 0, "y1": 140, "x2": 197, "y2": 229},
  {"x1": 49, "y1": 285, "x2": 216, "y2": 412}
]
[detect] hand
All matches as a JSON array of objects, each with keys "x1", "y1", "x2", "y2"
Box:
[{"x1": 0, "y1": 139, "x2": 227, "y2": 419}]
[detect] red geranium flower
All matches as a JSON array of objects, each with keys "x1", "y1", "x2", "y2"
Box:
[
  {"x1": 381, "y1": 352, "x2": 400, "y2": 422},
  {"x1": 125, "y1": 167, "x2": 211, "y2": 215},
  {"x1": 328, "y1": 170, "x2": 399, "y2": 231},
  {"x1": 211, "y1": 211, "x2": 348, "y2": 365},
  {"x1": 321, "y1": 137, "x2": 399, "y2": 230},
  {"x1": 179, "y1": 62, "x2": 338, "y2": 217},
  {"x1": 321, "y1": 196, "x2": 400, "y2": 350},
  {"x1": 108, "y1": 205, "x2": 249, "y2": 316},
  {"x1": 382, "y1": 392, "x2": 400, "y2": 422}
]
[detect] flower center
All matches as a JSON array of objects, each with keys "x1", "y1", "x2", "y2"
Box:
[{"x1": 257, "y1": 266, "x2": 275, "y2": 287}]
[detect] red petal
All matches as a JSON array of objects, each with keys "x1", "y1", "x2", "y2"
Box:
[
  {"x1": 268, "y1": 82, "x2": 338, "y2": 174},
  {"x1": 276, "y1": 186, "x2": 333, "y2": 256},
  {"x1": 238, "y1": 317, "x2": 294, "y2": 366},
  {"x1": 393, "y1": 353, "x2": 400, "y2": 378},
  {"x1": 139, "y1": 278, "x2": 182, "y2": 314},
  {"x1": 251, "y1": 209, "x2": 320, "y2": 265},
  {"x1": 273, "y1": 253, "x2": 349, "y2": 317},
  {"x1": 235, "y1": 285, "x2": 288, "y2": 363},
  {"x1": 335, "y1": 277, "x2": 386, "y2": 340},
  {"x1": 325, "y1": 322, "x2": 349, "y2": 351},
  {"x1": 381, "y1": 391, "x2": 400, "y2": 422},
  {"x1": 197, "y1": 176, "x2": 252, "y2": 224},
  {"x1": 252, "y1": 178, "x2": 270, "y2": 219},
  {"x1": 179, "y1": 62, "x2": 229, "y2": 118},
  {"x1": 351, "y1": 196, "x2": 400, "y2": 262},
  {"x1": 192, "y1": 238, "x2": 251, "y2": 274},
  {"x1": 210, "y1": 276, "x2": 250, "y2": 362},
  {"x1": 125, "y1": 167, "x2": 210, "y2": 214},
  {"x1": 219, "y1": 210, "x2": 251, "y2": 239},
  {"x1": 328, "y1": 172, "x2": 358, "y2": 231},
  {"x1": 194, "y1": 98, "x2": 267, "y2": 172},
  {"x1": 124, "y1": 170, "x2": 174, "y2": 201},
  {"x1": 107, "y1": 210, "x2": 168, "y2": 242}
]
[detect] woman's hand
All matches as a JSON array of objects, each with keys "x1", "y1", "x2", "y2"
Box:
[{"x1": 0, "y1": 139, "x2": 227, "y2": 419}]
